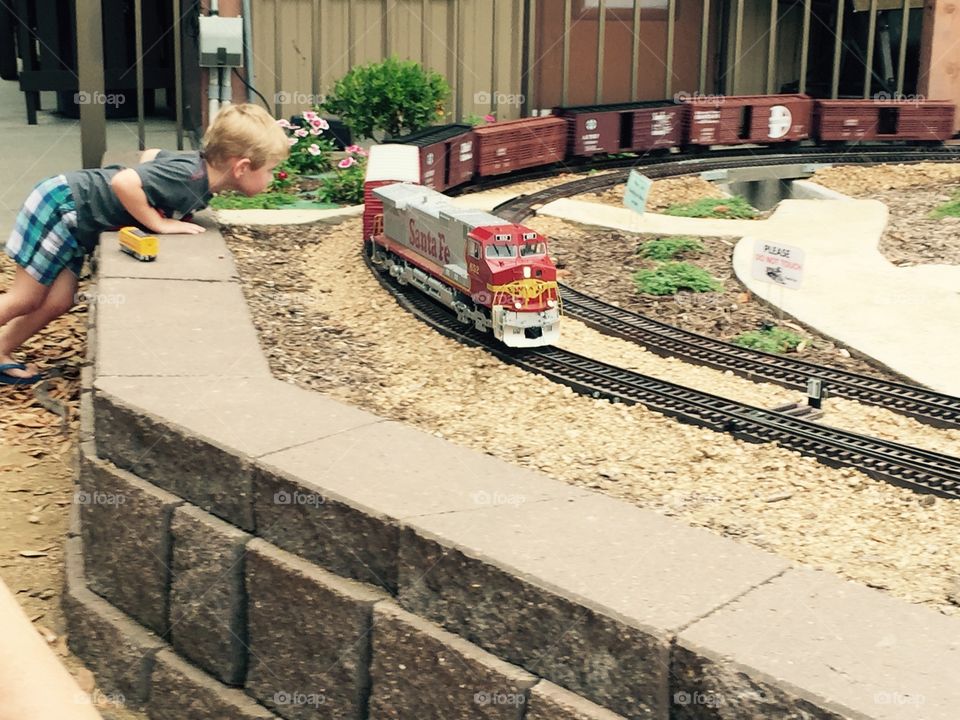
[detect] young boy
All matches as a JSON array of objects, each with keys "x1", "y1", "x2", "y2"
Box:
[{"x1": 0, "y1": 103, "x2": 289, "y2": 385}]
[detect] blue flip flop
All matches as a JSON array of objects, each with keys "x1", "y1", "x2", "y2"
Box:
[{"x1": 0, "y1": 363, "x2": 43, "y2": 386}]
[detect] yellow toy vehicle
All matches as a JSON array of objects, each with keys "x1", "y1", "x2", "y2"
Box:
[{"x1": 118, "y1": 226, "x2": 158, "y2": 262}]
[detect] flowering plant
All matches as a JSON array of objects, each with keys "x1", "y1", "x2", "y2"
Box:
[
  {"x1": 316, "y1": 145, "x2": 368, "y2": 205},
  {"x1": 275, "y1": 111, "x2": 336, "y2": 178},
  {"x1": 464, "y1": 113, "x2": 497, "y2": 127}
]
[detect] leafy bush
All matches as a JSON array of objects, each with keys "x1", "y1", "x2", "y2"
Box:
[
  {"x1": 929, "y1": 194, "x2": 960, "y2": 219},
  {"x1": 732, "y1": 326, "x2": 805, "y2": 354},
  {"x1": 322, "y1": 57, "x2": 450, "y2": 139},
  {"x1": 210, "y1": 191, "x2": 298, "y2": 210},
  {"x1": 665, "y1": 196, "x2": 757, "y2": 219},
  {"x1": 633, "y1": 262, "x2": 722, "y2": 295},
  {"x1": 314, "y1": 147, "x2": 368, "y2": 205},
  {"x1": 640, "y1": 236, "x2": 704, "y2": 261}
]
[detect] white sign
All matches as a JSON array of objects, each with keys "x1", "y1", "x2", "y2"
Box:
[
  {"x1": 624, "y1": 169, "x2": 653, "y2": 214},
  {"x1": 752, "y1": 240, "x2": 804, "y2": 289}
]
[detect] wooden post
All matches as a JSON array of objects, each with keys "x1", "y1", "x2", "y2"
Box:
[
  {"x1": 919, "y1": 0, "x2": 960, "y2": 133},
  {"x1": 77, "y1": 0, "x2": 106, "y2": 168}
]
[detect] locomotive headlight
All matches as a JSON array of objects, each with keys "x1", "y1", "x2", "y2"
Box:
[
  {"x1": 514, "y1": 301, "x2": 522, "y2": 309},
  {"x1": 547, "y1": 299, "x2": 557, "y2": 308},
  {"x1": 523, "y1": 266, "x2": 531, "y2": 279}
]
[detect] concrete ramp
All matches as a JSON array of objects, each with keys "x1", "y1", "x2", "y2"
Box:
[{"x1": 537, "y1": 196, "x2": 960, "y2": 396}]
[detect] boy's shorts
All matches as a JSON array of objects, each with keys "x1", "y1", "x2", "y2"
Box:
[{"x1": 5, "y1": 175, "x2": 84, "y2": 286}]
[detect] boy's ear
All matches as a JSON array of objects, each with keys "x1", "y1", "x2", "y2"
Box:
[{"x1": 232, "y1": 157, "x2": 252, "y2": 176}]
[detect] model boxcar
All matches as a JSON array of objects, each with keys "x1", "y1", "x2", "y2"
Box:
[
  {"x1": 556, "y1": 100, "x2": 686, "y2": 156},
  {"x1": 815, "y1": 99, "x2": 956, "y2": 142},
  {"x1": 685, "y1": 93, "x2": 814, "y2": 146},
  {"x1": 473, "y1": 116, "x2": 567, "y2": 176},
  {"x1": 386, "y1": 124, "x2": 476, "y2": 191}
]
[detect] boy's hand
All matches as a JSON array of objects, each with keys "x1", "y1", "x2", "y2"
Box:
[{"x1": 156, "y1": 219, "x2": 205, "y2": 235}]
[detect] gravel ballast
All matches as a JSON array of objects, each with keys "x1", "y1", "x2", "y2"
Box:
[{"x1": 223, "y1": 219, "x2": 960, "y2": 617}]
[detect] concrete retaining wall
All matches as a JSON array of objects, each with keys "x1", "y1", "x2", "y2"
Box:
[{"x1": 64, "y1": 217, "x2": 960, "y2": 719}]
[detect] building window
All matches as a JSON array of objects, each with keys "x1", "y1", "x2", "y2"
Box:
[{"x1": 579, "y1": 0, "x2": 670, "y2": 20}]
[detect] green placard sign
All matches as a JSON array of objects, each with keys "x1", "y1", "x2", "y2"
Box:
[{"x1": 624, "y1": 169, "x2": 653, "y2": 214}]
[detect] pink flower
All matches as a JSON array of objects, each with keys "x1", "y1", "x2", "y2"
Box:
[
  {"x1": 346, "y1": 144, "x2": 364, "y2": 154},
  {"x1": 317, "y1": 118, "x2": 330, "y2": 130},
  {"x1": 484, "y1": 114, "x2": 496, "y2": 123},
  {"x1": 288, "y1": 137, "x2": 298, "y2": 146},
  {"x1": 308, "y1": 143, "x2": 323, "y2": 156},
  {"x1": 276, "y1": 118, "x2": 293, "y2": 129},
  {"x1": 310, "y1": 127, "x2": 324, "y2": 136},
  {"x1": 337, "y1": 157, "x2": 356, "y2": 169},
  {"x1": 302, "y1": 110, "x2": 318, "y2": 121},
  {"x1": 294, "y1": 128, "x2": 309, "y2": 138},
  {"x1": 309, "y1": 118, "x2": 324, "y2": 130}
]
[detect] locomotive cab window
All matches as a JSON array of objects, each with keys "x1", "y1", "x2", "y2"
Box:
[
  {"x1": 485, "y1": 244, "x2": 517, "y2": 258},
  {"x1": 470, "y1": 241, "x2": 481, "y2": 259},
  {"x1": 520, "y1": 242, "x2": 546, "y2": 257}
]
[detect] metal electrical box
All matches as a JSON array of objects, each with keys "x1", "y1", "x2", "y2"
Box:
[{"x1": 199, "y1": 15, "x2": 244, "y2": 67}]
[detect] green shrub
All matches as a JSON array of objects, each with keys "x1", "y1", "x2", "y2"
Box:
[
  {"x1": 929, "y1": 194, "x2": 960, "y2": 219},
  {"x1": 210, "y1": 191, "x2": 298, "y2": 210},
  {"x1": 322, "y1": 57, "x2": 450, "y2": 139},
  {"x1": 639, "y1": 236, "x2": 704, "y2": 261},
  {"x1": 665, "y1": 196, "x2": 757, "y2": 219},
  {"x1": 732, "y1": 326, "x2": 805, "y2": 354},
  {"x1": 633, "y1": 262, "x2": 722, "y2": 295}
]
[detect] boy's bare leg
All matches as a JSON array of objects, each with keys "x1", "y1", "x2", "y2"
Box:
[
  {"x1": 0, "y1": 577, "x2": 103, "y2": 720},
  {"x1": 0, "y1": 269, "x2": 76, "y2": 377}
]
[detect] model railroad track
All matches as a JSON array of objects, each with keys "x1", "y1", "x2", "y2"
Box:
[
  {"x1": 368, "y1": 264, "x2": 960, "y2": 499},
  {"x1": 489, "y1": 146, "x2": 960, "y2": 429},
  {"x1": 558, "y1": 286, "x2": 960, "y2": 428}
]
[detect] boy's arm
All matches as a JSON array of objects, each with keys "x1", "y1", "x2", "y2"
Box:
[{"x1": 110, "y1": 169, "x2": 203, "y2": 234}]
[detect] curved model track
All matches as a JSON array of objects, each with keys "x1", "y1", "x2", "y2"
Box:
[
  {"x1": 368, "y1": 252, "x2": 960, "y2": 500},
  {"x1": 491, "y1": 147, "x2": 960, "y2": 429}
]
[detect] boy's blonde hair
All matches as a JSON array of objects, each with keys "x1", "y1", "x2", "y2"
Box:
[{"x1": 202, "y1": 104, "x2": 289, "y2": 170}]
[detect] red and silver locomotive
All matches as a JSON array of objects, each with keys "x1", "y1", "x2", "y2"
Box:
[{"x1": 364, "y1": 146, "x2": 560, "y2": 347}]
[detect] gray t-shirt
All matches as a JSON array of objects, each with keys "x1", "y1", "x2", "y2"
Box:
[{"x1": 65, "y1": 150, "x2": 211, "y2": 253}]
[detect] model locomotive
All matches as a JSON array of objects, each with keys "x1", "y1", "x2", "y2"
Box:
[{"x1": 364, "y1": 146, "x2": 560, "y2": 348}]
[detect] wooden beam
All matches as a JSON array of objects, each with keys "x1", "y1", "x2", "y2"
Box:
[
  {"x1": 77, "y1": 0, "x2": 105, "y2": 168},
  {"x1": 919, "y1": 0, "x2": 960, "y2": 133}
]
